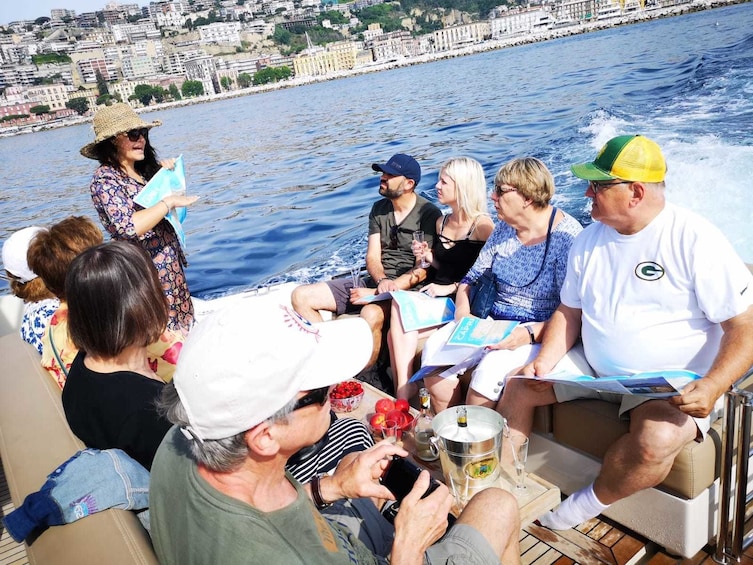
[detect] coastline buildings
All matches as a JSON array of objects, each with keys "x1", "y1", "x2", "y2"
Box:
[{"x1": 0, "y1": 0, "x2": 711, "y2": 130}]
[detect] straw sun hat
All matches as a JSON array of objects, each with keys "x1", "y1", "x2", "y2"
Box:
[{"x1": 80, "y1": 103, "x2": 162, "y2": 160}]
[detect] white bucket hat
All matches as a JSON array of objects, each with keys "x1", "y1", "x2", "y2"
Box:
[
  {"x1": 2, "y1": 226, "x2": 44, "y2": 283},
  {"x1": 174, "y1": 299, "x2": 373, "y2": 441},
  {"x1": 80, "y1": 103, "x2": 161, "y2": 160}
]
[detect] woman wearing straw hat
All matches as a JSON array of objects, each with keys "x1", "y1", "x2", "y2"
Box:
[{"x1": 81, "y1": 103, "x2": 198, "y2": 334}]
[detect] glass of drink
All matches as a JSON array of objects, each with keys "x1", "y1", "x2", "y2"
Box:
[
  {"x1": 382, "y1": 420, "x2": 400, "y2": 444},
  {"x1": 413, "y1": 230, "x2": 430, "y2": 268},
  {"x1": 350, "y1": 265, "x2": 363, "y2": 288},
  {"x1": 509, "y1": 433, "x2": 529, "y2": 493},
  {"x1": 447, "y1": 471, "x2": 470, "y2": 511}
]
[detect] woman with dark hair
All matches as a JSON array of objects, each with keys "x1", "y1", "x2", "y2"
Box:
[
  {"x1": 81, "y1": 103, "x2": 198, "y2": 335},
  {"x1": 62, "y1": 241, "x2": 173, "y2": 470}
]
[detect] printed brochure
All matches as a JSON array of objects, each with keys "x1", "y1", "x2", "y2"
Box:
[
  {"x1": 446, "y1": 317, "x2": 519, "y2": 347},
  {"x1": 354, "y1": 290, "x2": 455, "y2": 332},
  {"x1": 509, "y1": 369, "x2": 701, "y2": 397},
  {"x1": 133, "y1": 154, "x2": 187, "y2": 247}
]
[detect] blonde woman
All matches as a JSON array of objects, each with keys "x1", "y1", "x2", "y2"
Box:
[{"x1": 387, "y1": 157, "x2": 494, "y2": 400}]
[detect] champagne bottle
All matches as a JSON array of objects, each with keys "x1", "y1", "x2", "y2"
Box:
[
  {"x1": 446, "y1": 406, "x2": 477, "y2": 442},
  {"x1": 414, "y1": 388, "x2": 438, "y2": 461}
]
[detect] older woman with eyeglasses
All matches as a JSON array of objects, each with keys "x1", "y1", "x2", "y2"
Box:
[
  {"x1": 81, "y1": 103, "x2": 198, "y2": 335},
  {"x1": 424, "y1": 157, "x2": 586, "y2": 412}
]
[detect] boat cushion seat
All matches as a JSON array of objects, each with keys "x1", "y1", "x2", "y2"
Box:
[
  {"x1": 550, "y1": 399, "x2": 722, "y2": 499},
  {"x1": 0, "y1": 333, "x2": 158, "y2": 564}
]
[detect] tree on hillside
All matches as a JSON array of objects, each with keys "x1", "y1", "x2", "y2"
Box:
[
  {"x1": 318, "y1": 10, "x2": 348, "y2": 25},
  {"x1": 131, "y1": 84, "x2": 156, "y2": 106},
  {"x1": 66, "y1": 97, "x2": 89, "y2": 115},
  {"x1": 169, "y1": 84, "x2": 182, "y2": 100},
  {"x1": 181, "y1": 80, "x2": 204, "y2": 97},
  {"x1": 96, "y1": 94, "x2": 116, "y2": 106},
  {"x1": 95, "y1": 70, "x2": 109, "y2": 96},
  {"x1": 220, "y1": 76, "x2": 233, "y2": 91},
  {"x1": 253, "y1": 66, "x2": 291, "y2": 86},
  {"x1": 237, "y1": 72, "x2": 252, "y2": 88},
  {"x1": 351, "y1": 4, "x2": 406, "y2": 34}
]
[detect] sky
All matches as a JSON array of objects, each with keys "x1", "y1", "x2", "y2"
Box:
[{"x1": 1, "y1": 1, "x2": 145, "y2": 25}]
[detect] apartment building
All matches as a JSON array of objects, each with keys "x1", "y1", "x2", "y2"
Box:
[
  {"x1": 198, "y1": 22, "x2": 242, "y2": 45},
  {"x1": 432, "y1": 21, "x2": 490, "y2": 51}
]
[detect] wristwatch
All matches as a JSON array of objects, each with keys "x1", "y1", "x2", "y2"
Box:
[
  {"x1": 310, "y1": 475, "x2": 333, "y2": 509},
  {"x1": 525, "y1": 325, "x2": 536, "y2": 345}
]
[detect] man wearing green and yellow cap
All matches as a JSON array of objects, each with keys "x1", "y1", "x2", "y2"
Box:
[{"x1": 497, "y1": 134, "x2": 753, "y2": 530}]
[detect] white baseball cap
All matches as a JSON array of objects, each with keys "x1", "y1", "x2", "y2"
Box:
[
  {"x1": 2, "y1": 226, "x2": 44, "y2": 283},
  {"x1": 174, "y1": 299, "x2": 373, "y2": 441}
]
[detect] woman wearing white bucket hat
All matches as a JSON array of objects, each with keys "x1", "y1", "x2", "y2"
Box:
[
  {"x1": 81, "y1": 103, "x2": 198, "y2": 334},
  {"x1": 2, "y1": 226, "x2": 59, "y2": 354}
]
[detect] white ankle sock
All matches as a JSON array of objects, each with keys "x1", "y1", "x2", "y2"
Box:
[{"x1": 537, "y1": 484, "x2": 609, "y2": 530}]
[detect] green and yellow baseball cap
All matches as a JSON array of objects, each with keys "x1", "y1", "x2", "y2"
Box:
[{"x1": 571, "y1": 135, "x2": 666, "y2": 183}]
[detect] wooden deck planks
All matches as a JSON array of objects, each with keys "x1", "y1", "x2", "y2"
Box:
[{"x1": 0, "y1": 459, "x2": 28, "y2": 565}]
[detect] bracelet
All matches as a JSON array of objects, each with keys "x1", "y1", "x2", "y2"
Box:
[
  {"x1": 375, "y1": 277, "x2": 389, "y2": 286},
  {"x1": 310, "y1": 475, "x2": 333, "y2": 509},
  {"x1": 160, "y1": 199, "x2": 170, "y2": 214},
  {"x1": 525, "y1": 324, "x2": 536, "y2": 345}
]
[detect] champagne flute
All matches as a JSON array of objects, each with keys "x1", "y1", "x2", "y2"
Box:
[
  {"x1": 509, "y1": 433, "x2": 529, "y2": 493},
  {"x1": 350, "y1": 264, "x2": 363, "y2": 288},
  {"x1": 413, "y1": 230, "x2": 430, "y2": 268}
]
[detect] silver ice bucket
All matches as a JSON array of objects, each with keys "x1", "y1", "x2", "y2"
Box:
[{"x1": 431, "y1": 405, "x2": 507, "y2": 504}]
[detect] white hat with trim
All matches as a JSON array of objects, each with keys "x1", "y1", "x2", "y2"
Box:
[{"x1": 174, "y1": 299, "x2": 372, "y2": 441}]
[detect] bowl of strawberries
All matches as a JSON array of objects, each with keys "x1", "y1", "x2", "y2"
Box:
[{"x1": 329, "y1": 380, "x2": 365, "y2": 413}]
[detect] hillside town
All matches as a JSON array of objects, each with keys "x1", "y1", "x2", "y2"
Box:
[{"x1": 0, "y1": 0, "x2": 739, "y2": 133}]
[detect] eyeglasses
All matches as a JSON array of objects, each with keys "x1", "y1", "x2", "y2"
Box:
[
  {"x1": 124, "y1": 128, "x2": 149, "y2": 142},
  {"x1": 588, "y1": 180, "x2": 630, "y2": 193},
  {"x1": 494, "y1": 184, "x2": 518, "y2": 196},
  {"x1": 292, "y1": 386, "x2": 330, "y2": 412}
]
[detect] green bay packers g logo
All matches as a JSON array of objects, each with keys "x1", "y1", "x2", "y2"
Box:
[{"x1": 635, "y1": 262, "x2": 665, "y2": 281}]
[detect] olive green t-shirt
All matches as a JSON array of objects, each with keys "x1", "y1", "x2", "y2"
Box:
[
  {"x1": 369, "y1": 195, "x2": 442, "y2": 279},
  {"x1": 151, "y1": 427, "x2": 386, "y2": 565}
]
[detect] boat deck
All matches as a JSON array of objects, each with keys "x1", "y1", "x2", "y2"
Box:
[{"x1": 1, "y1": 452, "x2": 748, "y2": 565}]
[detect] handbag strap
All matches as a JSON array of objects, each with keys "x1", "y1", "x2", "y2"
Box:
[
  {"x1": 505, "y1": 207, "x2": 557, "y2": 289},
  {"x1": 49, "y1": 326, "x2": 70, "y2": 380}
]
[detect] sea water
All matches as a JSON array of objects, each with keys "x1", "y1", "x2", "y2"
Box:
[{"x1": 1, "y1": 4, "x2": 752, "y2": 298}]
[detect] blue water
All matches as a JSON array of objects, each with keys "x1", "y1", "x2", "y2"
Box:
[{"x1": 1, "y1": 3, "x2": 752, "y2": 298}]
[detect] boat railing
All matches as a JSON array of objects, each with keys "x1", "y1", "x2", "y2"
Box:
[{"x1": 714, "y1": 367, "x2": 753, "y2": 563}]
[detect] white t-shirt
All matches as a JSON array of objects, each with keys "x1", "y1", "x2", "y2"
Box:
[{"x1": 561, "y1": 203, "x2": 753, "y2": 377}]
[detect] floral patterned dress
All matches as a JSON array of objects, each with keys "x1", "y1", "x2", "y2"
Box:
[
  {"x1": 89, "y1": 165, "x2": 194, "y2": 333},
  {"x1": 20, "y1": 298, "x2": 59, "y2": 355}
]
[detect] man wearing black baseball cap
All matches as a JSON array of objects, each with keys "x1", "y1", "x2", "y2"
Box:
[{"x1": 292, "y1": 154, "x2": 441, "y2": 376}]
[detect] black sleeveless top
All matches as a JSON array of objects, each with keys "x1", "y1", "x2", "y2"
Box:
[{"x1": 432, "y1": 215, "x2": 486, "y2": 285}]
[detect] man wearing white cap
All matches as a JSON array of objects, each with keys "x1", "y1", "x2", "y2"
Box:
[
  {"x1": 498, "y1": 135, "x2": 753, "y2": 530},
  {"x1": 150, "y1": 300, "x2": 521, "y2": 564}
]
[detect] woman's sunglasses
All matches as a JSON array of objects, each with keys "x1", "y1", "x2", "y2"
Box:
[
  {"x1": 292, "y1": 386, "x2": 330, "y2": 412},
  {"x1": 125, "y1": 128, "x2": 149, "y2": 142}
]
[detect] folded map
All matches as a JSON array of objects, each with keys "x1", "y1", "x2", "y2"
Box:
[
  {"x1": 446, "y1": 317, "x2": 519, "y2": 347},
  {"x1": 509, "y1": 369, "x2": 701, "y2": 397},
  {"x1": 353, "y1": 289, "x2": 455, "y2": 332},
  {"x1": 133, "y1": 154, "x2": 187, "y2": 247}
]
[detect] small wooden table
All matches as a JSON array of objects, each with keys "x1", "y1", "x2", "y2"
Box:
[{"x1": 340, "y1": 382, "x2": 560, "y2": 527}]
